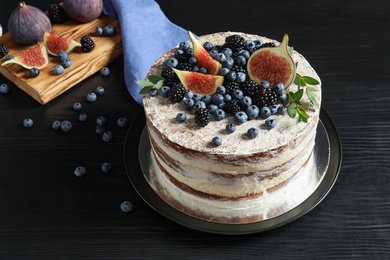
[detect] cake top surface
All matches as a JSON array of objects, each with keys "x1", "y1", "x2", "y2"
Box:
[{"x1": 142, "y1": 32, "x2": 322, "y2": 155}]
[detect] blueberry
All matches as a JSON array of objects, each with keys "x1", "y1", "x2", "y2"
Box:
[
  {"x1": 254, "y1": 40, "x2": 262, "y2": 49},
  {"x1": 103, "y1": 25, "x2": 116, "y2": 36},
  {"x1": 221, "y1": 48, "x2": 232, "y2": 57},
  {"x1": 86, "y1": 92, "x2": 97, "y2": 102},
  {"x1": 74, "y1": 166, "x2": 86, "y2": 177},
  {"x1": 159, "y1": 86, "x2": 170, "y2": 97},
  {"x1": 239, "y1": 50, "x2": 251, "y2": 60},
  {"x1": 5, "y1": 54, "x2": 13, "y2": 61},
  {"x1": 247, "y1": 127, "x2": 259, "y2": 139},
  {"x1": 246, "y1": 105, "x2": 259, "y2": 119},
  {"x1": 222, "y1": 57, "x2": 234, "y2": 69},
  {"x1": 23, "y1": 118, "x2": 33, "y2": 128},
  {"x1": 174, "y1": 49, "x2": 184, "y2": 59},
  {"x1": 192, "y1": 94, "x2": 202, "y2": 102},
  {"x1": 212, "y1": 136, "x2": 222, "y2": 147},
  {"x1": 270, "y1": 105, "x2": 278, "y2": 115},
  {"x1": 234, "y1": 111, "x2": 248, "y2": 124},
  {"x1": 235, "y1": 55, "x2": 246, "y2": 66},
  {"x1": 244, "y1": 40, "x2": 256, "y2": 51},
  {"x1": 120, "y1": 201, "x2": 133, "y2": 213},
  {"x1": 184, "y1": 98, "x2": 195, "y2": 110},
  {"x1": 216, "y1": 53, "x2": 227, "y2": 63},
  {"x1": 29, "y1": 67, "x2": 40, "y2": 77},
  {"x1": 194, "y1": 101, "x2": 206, "y2": 111},
  {"x1": 184, "y1": 90, "x2": 193, "y2": 99},
  {"x1": 278, "y1": 106, "x2": 287, "y2": 115},
  {"x1": 149, "y1": 88, "x2": 158, "y2": 97},
  {"x1": 79, "y1": 113, "x2": 88, "y2": 122},
  {"x1": 279, "y1": 93, "x2": 288, "y2": 103},
  {"x1": 265, "y1": 118, "x2": 277, "y2": 129},
  {"x1": 232, "y1": 89, "x2": 244, "y2": 100},
  {"x1": 260, "y1": 107, "x2": 271, "y2": 119},
  {"x1": 102, "y1": 162, "x2": 112, "y2": 173},
  {"x1": 96, "y1": 116, "x2": 106, "y2": 126},
  {"x1": 218, "y1": 102, "x2": 225, "y2": 109},
  {"x1": 199, "y1": 67, "x2": 208, "y2": 74},
  {"x1": 0, "y1": 83, "x2": 9, "y2": 94},
  {"x1": 166, "y1": 57, "x2": 178, "y2": 68},
  {"x1": 61, "y1": 120, "x2": 72, "y2": 132},
  {"x1": 213, "y1": 109, "x2": 226, "y2": 121},
  {"x1": 225, "y1": 71, "x2": 236, "y2": 82},
  {"x1": 201, "y1": 94, "x2": 213, "y2": 106},
  {"x1": 208, "y1": 104, "x2": 218, "y2": 115},
  {"x1": 240, "y1": 96, "x2": 252, "y2": 108},
  {"x1": 73, "y1": 102, "x2": 82, "y2": 111},
  {"x1": 216, "y1": 85, "x2": 226, "y2": 95},
  {"x1": 203, "y1": 41, "x2": 213, "y2": 51},
  {"x1": 273, "y1": 82, "x2": 285, "y2": 96},
  {"x1": 61, "y1": 58, "x2": 72, "y2": 68},
  {"x1": 218, "y1": 68, "x2": 230, "y2": 76},
  {"x1": 188, "y1": 56, "x2": 197, "y2": 65},
  {"x1": 235, "y1": 72, "x2": 246, "y2": 83},
  {"x1": 179, "y1": 41, "x2": 190, "y2": 50},
  {"x1": 224, "y1": 93, "x2": 232, "y2": 102},
  {"x1": 117, "y1": 117, "x2": 129, "y2": 128},
  {"x1": 209, "y1": 49, "x2": 219, "y2": 58},
  {"x1": 57, "y1": 51, "x2": 68, "y2": 62},
  {"x1": 100, "y1": 67, "x2": 110, "y2": 76},
  {"x1": 102, "y1": 131, "x2": 114, "y2": 142},
  {"x1": 226, "y1": 123, "x2": 236, "y2": 133},
  {"x1": 51, "y1": 120, "x2": 61, "y2": 130},
  {"x1": 260, "y1": 81, "x2": 270, "y2": 89},
  {"x1": 176, "y1": 112, "x2": 187, "y2": 123},
  {"x1": 96, "y1": 125, "x2": 105, "y2": 135},
  {"x1": 95, "y1": 26, "x2": 103, "y2": 36},
  {"x1": 212, "y1": 93, "x2": 224, "y2": 105},
  {"x1": 185, "y1": 48, "x2": 193, "y2": 56},
  {"x1": 96, "y1": 86, "x2": 105, "y2": 95},
  {"x1": 54, "y1": 65, "x2": 64, "y2": 75}
]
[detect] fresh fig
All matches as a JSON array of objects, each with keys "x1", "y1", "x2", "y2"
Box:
[
  {"x1": 7, "y1": 2, "x2": 52, "y2": 45},
  {"x1": 247, "y1": 34, "x2": 296, "y2": 87},
  {"x1": 63, "y1": 0, "x2": 103, "y2": 23},
  {"x1": 188, "y1": 31, "x2": 221, "y2": 75},
  {"x1": 43, "y1": 32, "x2": 81, "y2": 56},
  {"x1": 1, "y1": 42, "x2": 48, "y2": 69},
  {"x1": 172, "y1": 68, "x2": 224, "y2": 95}
]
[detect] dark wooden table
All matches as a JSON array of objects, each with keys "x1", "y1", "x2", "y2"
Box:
[{"x1": 1, "y1": 0, "x2": 389, "y2": 258}]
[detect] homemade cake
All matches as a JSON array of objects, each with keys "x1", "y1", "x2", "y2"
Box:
[{"x1": 141, "y1": 32, "x2": 322, "y2": 224}]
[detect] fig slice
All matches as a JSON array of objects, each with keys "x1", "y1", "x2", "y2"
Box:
[
  {"x1": 188, "y1": 31, "x2": 221, "y2": 75},
  {"x1": 1, "y1": 42, "x2": 48, "y2": 69},
  {"x1": 43, "y1": 32, "x2": 81, "y2": 56},
  {"x1": 247, "y1": 34, "x2": 296, "y2": 87},
  {"x1": 172, "y1": 68, "x2": 224, "y2": 95}
]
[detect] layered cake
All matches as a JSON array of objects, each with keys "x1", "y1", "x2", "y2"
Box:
[{"x1": 141, "y1": 32, "x2": 322, "y2": 223}]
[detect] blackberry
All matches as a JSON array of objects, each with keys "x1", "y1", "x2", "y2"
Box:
[
  {"x1": 240, "y1": 79, "x2": 259, "y2": 97},
  {"x1": 80, "y1": 35, "x2": 95, "y2": 52},
  {"x1": 261, "y1": 42, "x2": 276, "y2": 48},
  {"x1": 176, "y1": 61, "x2": 192, "y2": 71},
  {"x1": 48, "y1": 4, "x2": 67, "y2": 24},
  {"x1": 253, "y1": 88, "x2": 279, "y2": 108},
  {"x1": 224, "y1": 34, "x2": 245, "y2": 53},
  {"x1": 167, "y1": 82, "x2": 186, "y2": 103},
  {"x1": 174, "y1": 49, "x2": 189, "y2": 62},
  {"x1": 230, "y1": 64, "x2": 246, "y2": 75},
  {"x1": 0, "y1": 44, "x2": 9, "y2": 59},
  {"x1": 195, "y1": 108, "x2": 211, "y2": 127},
  {"x1": 224, "y1": 99, "x2": 242, "y2": 116},
  {"x1": 224, "y1": 81, "x2": 240, "y2": 95}
]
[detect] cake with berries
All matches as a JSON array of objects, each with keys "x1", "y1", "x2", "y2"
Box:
[{"x1": 141, "y1": 31, "x2": 322, "y2": 223}]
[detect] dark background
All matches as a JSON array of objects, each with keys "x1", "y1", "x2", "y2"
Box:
[{"x1": 0, "y1": 0, "x2": 389, "y2": 258}]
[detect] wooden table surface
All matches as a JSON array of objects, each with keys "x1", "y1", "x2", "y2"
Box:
[{"x1": 0, "y1": 0, "x2": 389, "y2": 258}]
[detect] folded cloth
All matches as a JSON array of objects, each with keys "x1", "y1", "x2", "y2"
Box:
[{"x1": 102, "y1": 0, "x2": 189, "y2": 105}]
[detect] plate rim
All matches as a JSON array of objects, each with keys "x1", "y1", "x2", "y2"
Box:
[{"x1": 124, "y1": 107, "x2": 342, "y2": 235}]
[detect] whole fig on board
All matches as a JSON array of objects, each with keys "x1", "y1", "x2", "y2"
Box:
[
  {"x1": 8, "y1": 2, "x2": 52, "y2": 45},
  {"x1": 63, "y1": 0, "x2": 103, "y2": 23}
]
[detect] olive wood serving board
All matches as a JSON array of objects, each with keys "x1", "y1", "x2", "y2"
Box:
[{"x1": 0, "y1": 15, "x2": 122, "y2": 105}]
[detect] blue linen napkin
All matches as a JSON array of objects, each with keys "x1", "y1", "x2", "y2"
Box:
[{"x1": 102, "y1": 0, "x2": 189, "y2": 105}]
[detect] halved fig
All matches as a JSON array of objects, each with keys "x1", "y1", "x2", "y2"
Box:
[
  {"x1": 172, "y1": 68, "x2": 224, "y2": 95},
  {"x1": 43, "y1": 32, "x2": 81, "y2": 56},
  {"x1": 188, "y1": 31, "x2": 221, "y2": 75},
  {"x1": 1, "y1": 42, "x2": 48, "y2": 69},
  {"x1": 247, "y1": 34, "x2": 296, "y2": 87}
]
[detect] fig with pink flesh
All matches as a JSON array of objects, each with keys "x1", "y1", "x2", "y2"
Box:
[
  {"x1": 7, "y1": 2, "x2": 52, "y2": 45},
  {"x1": 188, "y1": 31, "x2": 221, "y2": 75},
  {"x1": 63, "y1": 0, "x2": 103, "y2": 23},
  {"x1": 247, "y1": 34, "x2": 296, "y2": 87},
  {"x1": 1, "y1": 42, "x2": 49, "y2": 69},
  {"x1": 43, "y1": 32, "x2": 81, "y2": 56}
]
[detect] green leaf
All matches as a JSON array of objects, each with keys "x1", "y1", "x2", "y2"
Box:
[
  {"x1": 155, "y1": 79, "x2": 164, "y2": 89},
  {"x1": 288, "y1": 46, "x2": 294, "y2": 56},
  {"x1": 139, "y1": 86, "x2": 153, "y2": 94},
  {"x1": 291, "y1": 89, "x2": 304, "y2": 102},
  {"x1": 294, "y1": 73, "x2": 306, "y2": 89},
  {"x1": 297, "y1": 107, "x2": 309, "y2": 123},
  {"x1": 136, "y1": 80, "x2": 153, "y2": 87},
  {"x1": 301, "y1": 76, "x2": 319, "y2": 85},
  {"x1": 148, "y1": 75, "x2": 164, "y2": 84},
  {"x1": 306, "y1": 87, "x2": 318, "y2": 106},
  {"x1": 287, "y1": 103, "x2": 297, "y2": 118}
]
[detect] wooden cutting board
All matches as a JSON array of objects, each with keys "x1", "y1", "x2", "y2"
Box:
[{"x1": 0, "y1": 15, "x2": 122, "y2": 105}]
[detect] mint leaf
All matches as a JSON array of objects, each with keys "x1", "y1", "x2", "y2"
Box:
[
  {"x1": 301, "y1": 76, "x2": 319, "y2": 85},
  {"x1": 291, "y1": 89, "x2": 304, "y2": 102},
  {"x1": 136, "y1": 80, "x2": 153, "y2": 87},
  {"x1": 297, "y1": 107, "x2": 309, "y2": 123},
  {"x1": 306, "y1": 86, "x2": 318, "y2": 106},
  {"x1": 155, "y1": 79, "x2": 164, "y2": 89},
  {"x1": 148, "y1": 75, "x2": 164, "y2": 84},
  {"x1": 287, "y1": 103, "x2": 297, "y2": 118},
  {"x1": 139, "y1": 86, "x2": 153, "y2": 94}
]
